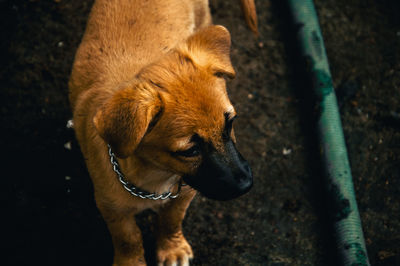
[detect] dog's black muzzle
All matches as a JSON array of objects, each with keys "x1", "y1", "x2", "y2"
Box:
[{"x1": 183, "y1": 140, "x2": 253, "y2": 201}]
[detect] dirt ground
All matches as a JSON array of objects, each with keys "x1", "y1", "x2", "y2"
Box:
[{"x1": 2, "y1": 0, "x2": 399, "y2": 265}]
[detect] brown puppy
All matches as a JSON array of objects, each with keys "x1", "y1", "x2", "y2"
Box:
[{"x1": 69, "y1": 0, "x2": 254, "y2": 265}]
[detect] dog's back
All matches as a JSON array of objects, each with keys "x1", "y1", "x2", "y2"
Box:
[{"x1": 69, "y1": 0, "x2": 211, "y2": 107}]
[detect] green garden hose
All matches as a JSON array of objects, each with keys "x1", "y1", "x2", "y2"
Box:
[{"x1": 286, "y1": 0, "x2": 370, "y2": 265}]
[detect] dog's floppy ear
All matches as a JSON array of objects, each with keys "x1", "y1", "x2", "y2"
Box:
[
  {"x1": 93, "y1": 81, "x2": 162, "y2": 158},
  {"x1": 183, "y1": 25, "x2": 236, "y2": 78}
]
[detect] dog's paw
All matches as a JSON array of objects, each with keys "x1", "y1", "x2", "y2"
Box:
[{"x1": 156, "y1": 233, "x2": 193, "y2": 266}]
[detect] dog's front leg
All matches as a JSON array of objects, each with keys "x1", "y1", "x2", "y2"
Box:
[
  {"x1": 156, "y1": 189, "x2": 196, "y2": 266},
  {"x1": 99, "y1": 205, "x2": 146, "y2": 266}
]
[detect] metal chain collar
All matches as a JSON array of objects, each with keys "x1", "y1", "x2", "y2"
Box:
[{"x1": 107, "y1": 144, "x2": 182, "y2": 200}]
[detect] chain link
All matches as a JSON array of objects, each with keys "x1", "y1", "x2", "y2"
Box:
[{"x1": 107, "y1": 144, "x2": 182, "y2": 200}]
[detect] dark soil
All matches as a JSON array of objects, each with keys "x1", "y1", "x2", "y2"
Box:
[{"x1": 2, "y1": 0, "x2": 399, "y2": 265}]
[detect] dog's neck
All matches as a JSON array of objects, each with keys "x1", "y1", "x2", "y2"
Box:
[{"x1": 117, "y1": 155, "x2": 181, "y2": 196}]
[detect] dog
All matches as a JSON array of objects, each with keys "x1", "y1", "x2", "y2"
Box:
[{"x1": 69, "y1": 0, "x2": 255, "y2": 265}]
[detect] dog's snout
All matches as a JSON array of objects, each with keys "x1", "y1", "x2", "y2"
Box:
[{"x1": 183, "y1": 140, "x2": 253, "y2": 201}]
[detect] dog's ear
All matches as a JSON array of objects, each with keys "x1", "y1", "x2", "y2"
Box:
[
  {"x1": 93, "y1": 81, "x2": 162, "y2": 158},
  {"x1": 182, "y1": 25, "x2": 236, "y2": 78}
]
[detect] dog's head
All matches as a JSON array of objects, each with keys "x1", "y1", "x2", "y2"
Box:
[{"x1": 93, "y1": 25, "x2": 252, "y2": 200}]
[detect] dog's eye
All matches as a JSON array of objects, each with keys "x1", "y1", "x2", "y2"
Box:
[
  {"x1": 174, "y1": 144, "x2": 201, "y2": 158},
  {"x1": 214, "y1": 72, "x2": 224, "y2": 78},
  {"x1": 223, "y1": 115, "x2": 236, "y2": 141},
  {"x1": 227, "y1": 117, "x2": 235, "y2": 132}
]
